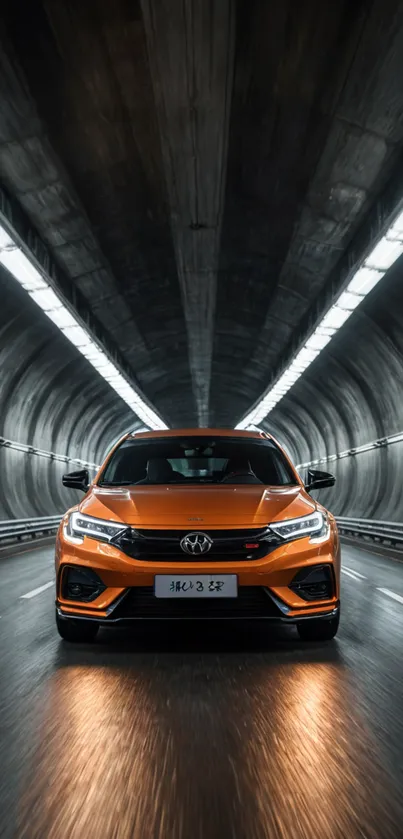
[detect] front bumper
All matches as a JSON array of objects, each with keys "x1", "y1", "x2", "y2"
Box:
[
  {"x1": 57, "y1": 588, "x2": 339, "y2": 624},
  {"x1": 56, "y1": 523, "x2": 340, "y2": 624}
]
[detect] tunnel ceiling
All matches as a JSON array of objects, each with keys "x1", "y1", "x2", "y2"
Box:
[{"x1": 1, "y1": 0, "x2": 403, "y2": 428}]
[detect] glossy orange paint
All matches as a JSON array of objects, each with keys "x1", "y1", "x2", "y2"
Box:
[
  {"x1": 80, "y1": 484, "x2": 315, "y2": 527},
  {"x1": 56, "y1": 428, "x2": 340, "y2": 621}
]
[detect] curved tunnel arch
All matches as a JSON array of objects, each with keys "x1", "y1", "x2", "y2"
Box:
[
  {"x1": 264, "y1": 264, "x2": 403, "y2": 520},
  {"x1": 0, "y1": 267, "x2": 139, "y2": 519},
  {"x1": 2, "y1": 244, "x2": 403, "y2": 521}
]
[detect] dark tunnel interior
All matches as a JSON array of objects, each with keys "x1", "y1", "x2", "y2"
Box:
[
  {"x1": 0, "y1": 0, "x2": 403, "y2": 522},
  {"x1": 2, "y1": 3, "x2": 403, "y2": 839},
  {"x1": 3, "y1": 242, "x2": 403, "y2": 519}
]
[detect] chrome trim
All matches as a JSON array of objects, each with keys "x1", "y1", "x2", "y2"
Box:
[
  {"x1": 263, "y1": 586, "x2": 336, "y2": 615},
  {"x1": 106, "y1": 589, "x2": 131, "y2": 615},
  {"x1": 57, "y1": 604, "x2": 340, "y2": 625},
  {"x1": 293, "y1": 606, "x2": 339, "y2": 622},
  {"x1": 263, "y1": 587, "x2": 290, "y2": 614}
]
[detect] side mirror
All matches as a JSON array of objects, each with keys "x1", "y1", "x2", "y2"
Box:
[
  {"x1": 305, "y1": 468, "x2": 335, "y2": 492},
  {"x1": 62, "y1": 469, "x2": 89, "y2": 492}
]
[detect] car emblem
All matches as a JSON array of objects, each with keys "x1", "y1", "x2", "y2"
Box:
[
  {"x1": 180, "y1": 531, "x2": 213, "y2": 555},
  {"x1": 188, "y1": 517, "x2": 203, "y2": 521}
]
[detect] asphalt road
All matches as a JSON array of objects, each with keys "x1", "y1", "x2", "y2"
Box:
[{"x1": 1, "y1": 541, "x2": 403, "y2": 839}]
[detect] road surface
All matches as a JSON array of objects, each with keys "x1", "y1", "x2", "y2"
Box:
[{"x1": 0, "y1": 540, "x2": 403, "y2": 838}]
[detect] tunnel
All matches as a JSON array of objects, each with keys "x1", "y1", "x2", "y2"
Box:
[{"x1": 1, "y1": 2, "x2": 403, "y2": 838}]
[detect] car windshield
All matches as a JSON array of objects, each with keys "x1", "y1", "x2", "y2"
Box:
[{"x1": 99, "y1": 436, "x2": 298, "y2": 487}]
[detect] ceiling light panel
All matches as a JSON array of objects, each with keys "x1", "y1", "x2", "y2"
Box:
[
  {"x1": 347, "y1": 267, "x2": 382, "y2": 296},
  {"x1": 389, "y1": 210, "x2": 403, "y2": 234},
  {"x1": 0, "y1": 248, "x2": 48, "y2": 291},
  {"x1": 365, "y1": 236, "x2": 403, "y2": 271},
  {"x1": 0, "y1": 223, "x2": 167, "y2": 430},
  {"x1": 46, "y1": 308, "x2": 77, "y2": 330},
  {"x1": 236, "y1": 206, "x2": 403, "y2": 429},
  {"x1": 29, "y1": 288, "x2": 62, "y2": 311}
]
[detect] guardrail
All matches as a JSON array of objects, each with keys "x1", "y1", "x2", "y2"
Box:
[
  {"x1": 336, "y1": 517, "x2": 403, "y2": 548},
  {"x1": 0, "y1": 515, "x2": 62, "y2": 544}
]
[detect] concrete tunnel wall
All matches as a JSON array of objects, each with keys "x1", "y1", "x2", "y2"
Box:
[
  {"x1": 0, "y1": 267, "x2": 136, "y2": 519},
  {"x1": 264, "y1": 258, "x2": 403, "y2": 521},
  {"x1": 2, "y1": 248, "x2": 403, "y2": 522}
]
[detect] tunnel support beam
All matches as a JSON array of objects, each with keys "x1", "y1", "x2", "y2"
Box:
[{"x1": 141, "y1": 0, "x2": 235, "y2": 425}]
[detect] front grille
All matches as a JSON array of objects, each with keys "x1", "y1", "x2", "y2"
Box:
[
  {"x1": 111, "y1": 586, "x2": 282, "y2": 619},
  {"x1": 111, "y1": 527, "x2": 280, "y2": 562}
]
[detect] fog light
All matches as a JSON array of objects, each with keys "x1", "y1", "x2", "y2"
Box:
[
  {"x1": 290, "y1": 565, "x2": 334, "y2": 601},
  {"x1": 68, "y1": 583, "x2": 83, "y2": 597},
  {"x1": 62, "y1": 566, "x2": 106, "y2": 603}
]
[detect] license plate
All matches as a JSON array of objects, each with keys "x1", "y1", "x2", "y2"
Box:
[{"x1": 154, "y1": 574, "x2": 238, "y2": 598}]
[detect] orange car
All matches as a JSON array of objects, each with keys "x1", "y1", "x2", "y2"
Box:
[{"x1": 55, "y1": 428, "x2": 340, "y2": 643}]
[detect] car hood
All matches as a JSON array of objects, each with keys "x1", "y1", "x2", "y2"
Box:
[{"x1": 80, "y1": 485, "x2": 315, "y2": 527}]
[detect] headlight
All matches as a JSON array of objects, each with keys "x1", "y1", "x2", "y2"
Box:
[
  {"x1": 269, "y1": 511, "x2": 325, "y2": 541},
  {"x1": 64, "y1": 512, "x2": 126, "y2": 544}
]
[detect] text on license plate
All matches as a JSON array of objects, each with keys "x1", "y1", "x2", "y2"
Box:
[{"x1": 154, "y1": 574, "x2": 238, "y2": 598}]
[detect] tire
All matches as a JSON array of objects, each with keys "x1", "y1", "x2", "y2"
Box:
[
  {"x1": 56, "y1": 611, "x2": 99, "y2": 643},
  {"x1": 297, "y1": 612, "x2": 339, "y2": 642}
]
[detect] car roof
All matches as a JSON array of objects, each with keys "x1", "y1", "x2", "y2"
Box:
[{"x1": 129, "y1": 428, "x2": 272, "y2": 440}]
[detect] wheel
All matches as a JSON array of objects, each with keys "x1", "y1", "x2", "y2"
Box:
[
  {"x1": 297, "y1": 612, "x2": 339, "y2": 642},
  {"x1": 56, "y1": 610, "x2": 99, "y2": 643}
]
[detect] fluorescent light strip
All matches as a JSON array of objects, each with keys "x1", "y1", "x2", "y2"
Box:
[
  {"x1": 236, "y1": 209, "x2": 403, "y2": 429},
  {"x1": 0, "y1": 224, "x2": 167, "y2": 431},
  {"x1": 295, "y1": 429, "x2": 403, "y2": 470},
  {"x1": 0, "y1": 436, "x2": 99, "y2": 469}
]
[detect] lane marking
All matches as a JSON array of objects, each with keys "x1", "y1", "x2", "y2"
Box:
[
  {"x1": 341, "y1": 567, "x2": 366, "y2": 580},
  {"x1": 377, "y1": 588, "x2": 403, "y2": 606},
  {"x1": 20, "y1": 581, "x2": 54, "y2": 600},
  {"x1": 343, "y1": 566, "x2": 366, "y2": 579}
]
